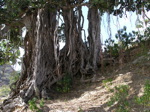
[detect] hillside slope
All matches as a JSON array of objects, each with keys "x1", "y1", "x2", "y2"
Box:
[{"x1": 20, "y1": 50, "x2": 150, "y2": 112}]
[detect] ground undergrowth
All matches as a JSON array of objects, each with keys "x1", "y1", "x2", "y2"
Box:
[
  {"x1": 1, "y1": 43, "x2": 150, "y2": 112},
  {"x1": 24, "y1": 47, "x2": 150, "y2": 112}
]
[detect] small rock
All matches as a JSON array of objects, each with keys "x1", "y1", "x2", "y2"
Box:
[{"x1": 119, "y1": 74, "x2": 123, "y2": 76}]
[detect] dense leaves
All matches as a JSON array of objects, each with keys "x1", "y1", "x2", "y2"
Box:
[
  {"x1": 0, "y1": 0, "x2": 149, "y2": 76},
  {"x1": 115, "y1": 26, "x2": 135, "y2": 50},
  {"x1": 92, "y1": 0, "x2": 150, "y2": 16},
  {"x1": 1, "y1": 0, "x2": 149, "y2": 25},
  {"x1": 0, "y1": 39, "x2": 20, "y2": 65}
]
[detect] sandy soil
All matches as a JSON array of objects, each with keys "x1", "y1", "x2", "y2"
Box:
[
  {"x1": 22, "y1": 56, "x2": 150, "y2": 112},
  {"x1": 6, "y1": 50, "x2": 150, "y2": 112}
]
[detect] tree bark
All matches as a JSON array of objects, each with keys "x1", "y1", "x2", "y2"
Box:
[
  {"x1": 0, "y1": 4, "x2": 102, "y2": 112},
  {"x1": 61, "y1": 6, "x2": 102, "y2": 81},
  {"x1": 1, "y1": 7, "x2": 60, "y2": 111},
  {"x1": 87, "y1": 6, "x2": 101, "y2": 73},
  {"x1": 61, "y1": 8, "x2": 87, "y2": 77}
]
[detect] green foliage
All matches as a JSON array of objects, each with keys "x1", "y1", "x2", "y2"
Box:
[
  {"x1": 92, "y1": 0, "x2": 123, "y2": 15},
  {"x1": 0, "y1": 39, "x2": 20, "y2": 65},
  {"x1": 102, "y1": 78, "x2": 113, "y2": 84},
  {"x1": 102, "y1": 78, "x2": 113, "y2": 88},
  {"x1": 28, "y1": 97, "x2": 44, "y2": 112},
  {"x1": 102, "y1": 78, "x2": 113, "y2": 91},
  {"x1": 115, "y1": 101, "x2": 130, "y2": 112},
  {"x1": 105, "y1": 38, "x2": 119, "y2": 58},
  {"x1": 55, "y1": 73, "x2": 72, "y2": 93},
  {"x1": 92, "y1": 0, "x2": 150, "y2": 16},
  {"x1": 104, "y1": 25, "x2": 150, "y2": 60},
  {"x1": 115, "y1": 26, "x2": 135, "y2": 50},
  {"x1": 132, "y1": 26, "x2": 150, "y2": 56},
  {"x1": 107, "y1": 85, "x2": 130, "y2": 112},
  {"x1": 105, "y1": 24, "x2": 150, "y2": 59},
  {"x1": 1, "y1": 0, "x2": 149, "y2": 26},
  {"x1": 134, "y1": 21, "x2": 150, "y2": 44},
  {"x1": 0, "y1": 85, "x2": 10, "y2": 97},
  {"x1": 135, "y1": 80, "x2": 150, "y2": 107},
  {"x1": 28, "y1": 98, "x2": 39, "y2": 112},
  {"x1": 39, "y1": 98, "x2": 44, "y2": 108},
  {"x1": 105, "y1": 26, "x2": 136, "y2": 58}
]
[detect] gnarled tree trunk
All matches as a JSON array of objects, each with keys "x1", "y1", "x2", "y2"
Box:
[
  {"x1": 87, "y1": 7, "x2": 101, "y2": 72},
  {"x1": 1, "y1": 7, "x2": 60, "y2": 111},
  {"x1": 61, "y1": 7, "x2": 87, "y2": 77},
  {"x1": 1, "y1": 4, "x2": 102, "y2": 112},
  {"x1": 61, "y1": 6, "x2": 101, "y2": 81}
]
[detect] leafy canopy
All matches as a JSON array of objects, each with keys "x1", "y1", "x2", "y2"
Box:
[{"x1": 0, "y1": 0, "x2": 149, "y2": 64}]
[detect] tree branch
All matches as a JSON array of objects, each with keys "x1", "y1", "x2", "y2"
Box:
[{"x1": 61, "y1": 2, "x2": 90, "y2": 10}]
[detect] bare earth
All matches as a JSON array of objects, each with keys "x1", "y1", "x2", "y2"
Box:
[
  {"x1": 0, "y1": 50, "x2": 149, "y2": 112},
  {"x1": 20, "y1": 53, "x2": 150, "y2": 112}
]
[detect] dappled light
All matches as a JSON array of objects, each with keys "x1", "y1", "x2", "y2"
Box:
[{"x1": 0, "y1": 0, "x2": 150, "y2": 112}]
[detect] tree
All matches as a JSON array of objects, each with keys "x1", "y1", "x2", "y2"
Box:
[{"x1": 0, "y1": 0, "x2": 149, "y2": 111}]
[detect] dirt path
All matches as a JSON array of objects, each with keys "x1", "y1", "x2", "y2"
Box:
[
  {"x1": 11, "y1": 53, "x2": 150, "y2": 112},
  {"x1": 46, "y1": 70, "x2": 149, "y2": 112}
]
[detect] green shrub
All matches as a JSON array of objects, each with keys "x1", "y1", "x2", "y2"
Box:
[
  {"x1": 102, "y1": 78, "x2": 113, "y2": 84},
  {"x1": 28, "y1": 97, "x2": 44, "y2": 112},
  {"x1": 55, "y1": 73, "x2": 72, "y2": 93},
  {"x1": 104, "y1": 38, "x2": 119, "y2": 58},
  {"x1": 135, "y1": 80, "x2": 150, "y2": 107},
  {"x1": 0, "y1": 39, "x2": 20, "y2": 65},
  {"x1": 115, "y1": 26, "x2": 135, "y2": 51},
  {"x1": 107, "y1": 85, "x2": 130, "y2": 112},
  {"x1": 102, "y1": 78, "x2": 113, "y2": 91}
]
